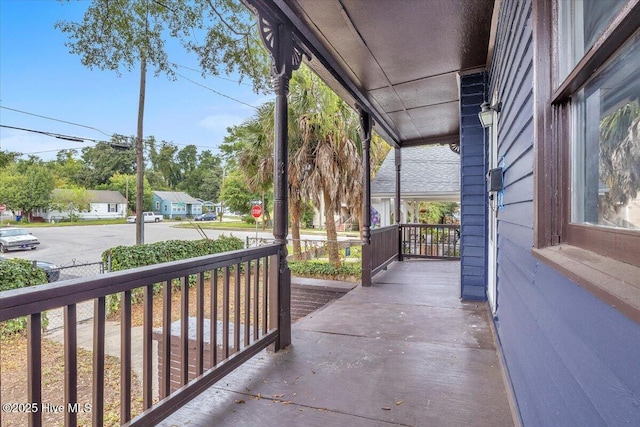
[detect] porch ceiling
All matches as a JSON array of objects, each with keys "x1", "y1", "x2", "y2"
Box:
[{"x1": 271, "y1": 0, "x2": 495, "y2": 147}]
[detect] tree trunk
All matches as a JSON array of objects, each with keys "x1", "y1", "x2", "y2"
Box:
[
  {"x1": 323, "y1": 190, "x2": 341, "y2": 266},
  {"x1": 290, "y1": 198, "x2": 302, "y2": 260}
]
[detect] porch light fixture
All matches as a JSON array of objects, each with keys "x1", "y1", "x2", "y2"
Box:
[{"x1": 478, "y1": 101, "x2": 502, "y2": 128}]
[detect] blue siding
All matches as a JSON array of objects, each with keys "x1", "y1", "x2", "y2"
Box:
[
  {"x1": 459, "y1": 72, "x2": 488, "y2": 301},
  {"x1": 490, "y1": 0, "x2": 640, "y2": 425}
]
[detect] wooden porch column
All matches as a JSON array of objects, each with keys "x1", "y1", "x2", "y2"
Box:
[
  {"x1": 360, "y1": 108, "x2": 373, "y2": 287},
  {"x1": 395, "y1": 147, "x2": 402, "y2": 261},
  {"x1": 250, "y1": 3, "x2": 307, "y2": 349}
]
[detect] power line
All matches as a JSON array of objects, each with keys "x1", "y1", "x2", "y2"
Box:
[
  {"x1": 172, "y1": 62, "x2": 253, "y2": 86},
  {"x1": 174, "y1": 71, "x2": 259, "y2": 110},
  {"x1": 1, "y1": 123, "x2": 224, "y2": 156},
  {"x1": 0, "y1": 106, "x2": 113, "y2": 136},
  {"x1": 0, "y1": 124, "x2": 99, "y2": 144}
]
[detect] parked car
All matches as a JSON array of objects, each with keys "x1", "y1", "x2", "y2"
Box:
[
  {"x1": 0, "y1": 255, "x2": 60, "y2": 282},
  {"x1": 126, "y1": 212, "x2": 164, "y2": 223},
  {"x1": 194, "y1": 212, "x2": 217, "y2": 221},
  {"x1": 0, "y1": 227, "x2": 40, "y2": 253}
]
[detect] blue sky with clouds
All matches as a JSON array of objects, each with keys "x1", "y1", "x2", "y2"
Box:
[{"x1": 0, "y1": 0, "x2": 271, "y2": 161}]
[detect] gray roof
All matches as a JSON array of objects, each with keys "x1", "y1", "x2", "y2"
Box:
[
  {"x1": 371, "y1": 145, "x2": 460, "y2": 199},
  {"x1": 153, "y1": 191, "x2": 201, "y2": 204},
  {"x1": 52, "y1": 189, "x2": 126, "y2": 204}
]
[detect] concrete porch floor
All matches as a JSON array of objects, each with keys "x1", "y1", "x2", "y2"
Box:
[{"x1": 159, "y1": 260, "x2": 515, "y2": 426}]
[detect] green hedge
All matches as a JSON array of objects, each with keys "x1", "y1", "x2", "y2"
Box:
[
  {"x1": 102, "y1": 236, "x2": 244, "y2": 313},
  {"x1": 102, "y1": 235, "x2": 244, "y2": 271},
  {"x1": 288, "y1": 261, "x2": 361, "y2": 281},
  {"x1": 0, "y1": 258, "x2": 48, "y2": 336}
]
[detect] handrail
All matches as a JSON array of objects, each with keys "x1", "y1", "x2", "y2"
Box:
[
  {"x1": 0, "y1": 245, "x2": 279, "y2": 322},
  {"x1": 400, "y1": 224, "x2": 460, "y2": 259},
  {"x1": 0, "y1": 244, "x2": 283, "y2": 426}
]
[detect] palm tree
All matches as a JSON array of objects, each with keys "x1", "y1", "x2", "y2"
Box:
[
  {"x1": 224, "y1": 65, "x2": 390, "y2": 265},
  {"x1": 599, "y1": 100, "x2": 640, "y2": 223}
]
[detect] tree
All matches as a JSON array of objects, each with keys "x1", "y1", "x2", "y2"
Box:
[
  {"x1": 56, "y1": 0, "x2": 272, "y2": 243},
  {"x1": 50, "y1": 187, "x2": 92, "y2": 221},
  {"x1": 219, "y1": 169, "x2": 260, "y2": 215},
  {"x1": 13, "y1": 166, "x2": 55, "y2": 220},
  {"x1": 80, "y1": 140, "x2": 136, "y2": 187},
  {"x1": 148, "y1": 140, "x2": 181, "y2": 188},
  {"x1": 599, "y1": 101, "x2": 640, "y2": 224},
  {"x1": 98, "y1": 172, "x2": 154, "y2": 213},
  {"x1": 0, "y1": 150, "x2": 20, "y2": 168}
]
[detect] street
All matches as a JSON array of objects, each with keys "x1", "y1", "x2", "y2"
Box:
[{"x1": 5, "y1": 222, "x2": 279, "y2": 267}]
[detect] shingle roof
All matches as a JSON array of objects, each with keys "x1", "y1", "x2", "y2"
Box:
[
  {"x1": 52, "y1": 189, "x2": 126, "y2": 204},
  {"x1": 153, "y1": 191, "x2": 201, "y2": 204},
  {"x1": 371, "y1": 145, "x2": 460, "y2": 198}
]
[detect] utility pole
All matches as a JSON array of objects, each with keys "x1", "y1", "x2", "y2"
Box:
[{"x1": 135, "y1": 55, "x2": 147, "y2": 245}]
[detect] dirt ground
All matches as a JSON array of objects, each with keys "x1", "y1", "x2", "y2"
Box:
[{"x1": 0, "y1": 333, "x2": 143, "y2": 427}]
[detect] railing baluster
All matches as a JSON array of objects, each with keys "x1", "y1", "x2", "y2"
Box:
[
  {"x1": 121, "y1": 290, "x2": 132, "y2": 423},
  {"x1": 27, "y1": 313, "x2": 42, "y2": 427},
  {"x1": 223, "y1": 266, "x2": 230, "y2": 359},
  {"x1": 196, "y1": 271, "x2": 205, "y2": 376},
  {"x1": 93, "y1": 297, "x2": 105, "y2": 427},
  {"x1": 143, "y1": 284, "x2": 153, "y2": 410},
  {"x1": 244, "y1": 261, "x2": 251, "y2": 347},
  {"x1": 262, "y1": 256, "x2": 269, "y2": 336},
  {"x1": 162, "y1": 280, "x2": 171, "y2": 398},
  {"x1": 211, "y1": 269, "x2": 218, "y2": 367},
  {"x1": 180, "y1": 276, "x2": 189, "y2": 385},
  {"x1": 234, "y1": 264, "x2": 241, "y2": 353},
  {"x1": 253, "y1": 259, "x2": 260, "y2": 341},
  {"x1": 64, "y1": 304, "x2": 78, "y2": 427}
]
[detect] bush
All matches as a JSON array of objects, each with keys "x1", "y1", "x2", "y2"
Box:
[
  {"x1": 0, "y1": 258, "x2": 49, "y2": 336},
  {"x1": 243, "y1": 215, "x2": 256, "y2": 225},
  {"x1": 289, "y1": 261, "x2": 361, "y2": 281},
  {"x1": 102, "y1": 236, "x2": 245, "y2": 313}
]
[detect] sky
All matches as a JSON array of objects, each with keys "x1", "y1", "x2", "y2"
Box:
[{"x1": 0, "y1": 0, "x2": 271, "y2": 161}]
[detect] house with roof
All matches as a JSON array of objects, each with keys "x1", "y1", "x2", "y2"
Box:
[
  {"x1": 33, "y1": 189, "x2": 127, "y2": 221},
  {"x1": 153, "y1": 191, "x2": 203, "y2": 219},
  {"x1": 371, "y1": 144, "x2": 460, "y2": 227}
]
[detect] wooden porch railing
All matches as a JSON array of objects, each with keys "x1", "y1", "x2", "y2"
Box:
[
  {"x1": 362, "y1": 224, "x2": 460, "y2": 285},
  {"x1": 401, "y1": 224, "x2": 460, "y2": 260},
  {"x1": 362, "y1": 225, "x2": 399, "y2": 286},
  {"x1": 0, "y1": 245, "x2": 284, "y2": 427}
]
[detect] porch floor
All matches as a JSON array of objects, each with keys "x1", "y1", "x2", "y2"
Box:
[{"x1": 159, "y1": 260, "x2": 515, "y2": 426}]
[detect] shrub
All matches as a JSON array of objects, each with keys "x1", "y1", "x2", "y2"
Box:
[
  {"x1": 243, "y1": 215, "x2": 256, "y2": 225},
  {"x1": 102, "y1": 236, "x2": 245, "y2": 313},
  {"x1": 0, "y1": 258, "x2": 49, "y2": 336},
  {"x1": 288, "y1": 261, "x2": 361, "y2": 281}
]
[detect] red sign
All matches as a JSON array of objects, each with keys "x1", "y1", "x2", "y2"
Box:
[
  {"x1": 251, "y1": 205, "x2": 263, "y2": 218},
  {"x1": 0, "y1": 204, "x2": 5, "y2": 212}
]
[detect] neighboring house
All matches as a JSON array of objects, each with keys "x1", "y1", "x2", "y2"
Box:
[
  {"x1": 197, "y1": 199, "x2": 215, "y2": 213},
  {"x1": 153, "y1": 191, "x2": 203, "y2": 219},
  {"x1": 371, "y1": 145, "x2": 460, "y2": 227},
  {"x1": 33, "y1": 189, "x2": 127, "y2": 221}
]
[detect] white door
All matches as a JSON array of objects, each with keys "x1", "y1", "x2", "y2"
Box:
[{"x1": 487, "y1": 112, "x2": 498, "y2": 315}]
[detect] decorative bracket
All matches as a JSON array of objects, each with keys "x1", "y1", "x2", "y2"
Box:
[{"x1": 246, "y1": 1, "x2": 311, "y2": 81}]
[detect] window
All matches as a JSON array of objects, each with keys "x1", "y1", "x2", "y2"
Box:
[
  {"x1": 155, "y1": 201, "x2": 160, "y2": 210},
  {"x1": 570, "y1": 30, "x2": 640, "y2": 230},
  {"x1": 107, "y1": 203, "x2": 118, "y2": 213},
  {"x1": 533, "y1": 0, "x2": 640, "y2": 320},
  {"x1": 557, "y1": 0, "x2": 626, "y2": 81},
  {"x1": 534, "y1": 0, "x2": 640, "y2": 266}
]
